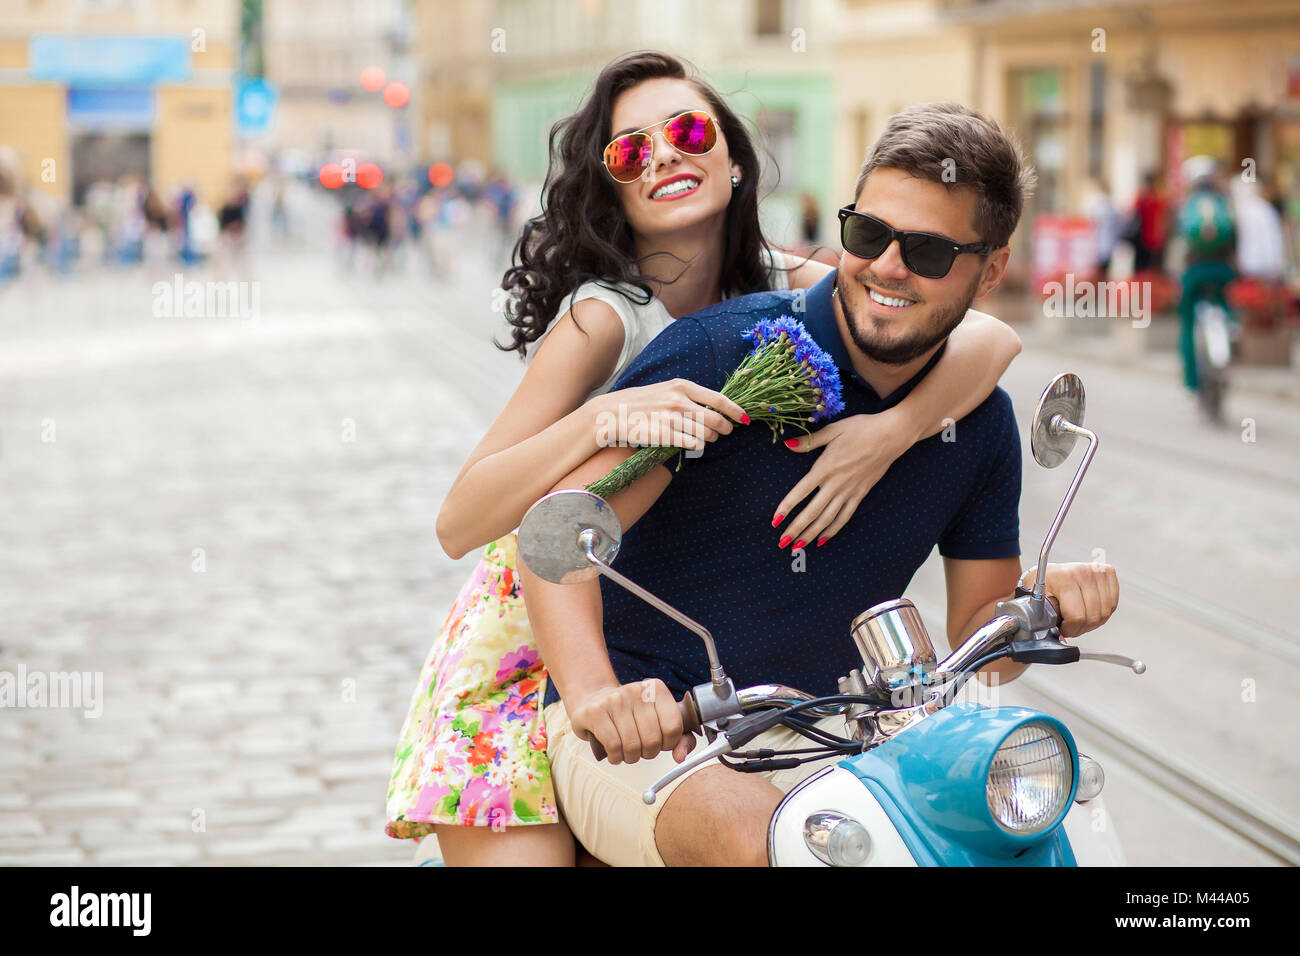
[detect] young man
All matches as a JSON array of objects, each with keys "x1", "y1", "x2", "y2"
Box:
[{"x1": 519, "y1": 102, "x2": 1120, "y2": 867}]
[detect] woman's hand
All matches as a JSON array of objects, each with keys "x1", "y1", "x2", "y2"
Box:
[
  {"x1": 594, "y1": 379, "x2": 750, "y2": 454},
  {"x1": 771, "y1": 410, "x2": 913, "y2": 550}
]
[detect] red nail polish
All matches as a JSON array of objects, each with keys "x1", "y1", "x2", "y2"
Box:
[
  {"x1": 740, "y1": 413, "x2": 751, "y2": 425},
  {"x1": 784, "y1": 438, "x2": 800, "y2": 449},
  {"x1": 779, "y1": 535, "x2": 791, "y2": 549},
  {"x1": 772, "y1": 513, "x2": 784, "y2": 527},
  {"x1": 793, "y1": 540, "x2": 806, "y2": 550},
  {"x1": 817, "y1": 536, "x2": 828, "y2": 548}
]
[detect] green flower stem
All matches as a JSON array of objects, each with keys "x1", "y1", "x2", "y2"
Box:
[{"x1": 584, "y1": 445, "x2": 680, "y2": 498}]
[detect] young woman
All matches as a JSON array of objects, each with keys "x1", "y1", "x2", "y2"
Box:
[{"x1": 385, "y1": 51, "x2": 1021, "y2": 866}]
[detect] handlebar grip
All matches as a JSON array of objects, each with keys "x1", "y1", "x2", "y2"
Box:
[
  {"x1": 586, "y1": 695, "x2": 701, "y2": 763},
  {"x1": 679, "y1": 694, "x2": 701, "y2": 735}
]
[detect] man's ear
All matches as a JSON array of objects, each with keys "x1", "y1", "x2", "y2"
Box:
[{"x1": 975, "y1": 245, "x2": 1011, "y2": 300}]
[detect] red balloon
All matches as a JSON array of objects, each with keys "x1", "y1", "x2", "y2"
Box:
[
  {"x1": 357, "y1": 163, "x2": 383, "y2": 189},
  {"x1": 360, "y1": 66, "x2": 386, "y2": 92},
  {"x1": 428, "y1": 162, "x2": 453, "y2": 188},
  {"x1": 319, "y1": 163, "x2": 344, "y2": 189},
  {"x1": 382, "y1": 81, "x2": 410, "y2": 109}
]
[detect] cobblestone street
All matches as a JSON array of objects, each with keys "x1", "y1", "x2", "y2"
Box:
[{"x1": 0, "y1": 227, "x2": 511, "y2": 865}]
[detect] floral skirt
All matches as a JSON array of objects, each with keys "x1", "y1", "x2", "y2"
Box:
[{"x1": 385, "y1": 532, "x2": 556, "y2": 837}]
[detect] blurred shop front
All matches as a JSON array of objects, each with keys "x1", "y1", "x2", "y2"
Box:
[
  {"x1": 939, "y1": 0, "x2": 1300, "y2": 285},
  {"x1": 0, "y1": 24, "x2": 234, "y2": 207}
]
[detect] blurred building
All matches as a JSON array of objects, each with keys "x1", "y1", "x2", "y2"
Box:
[
  {"x1": 0, "y1": 0, "x2": 238, "y2": 206},
  {"x1": 263, "y1": 0, "x2": 416, "y2": 168},
  {"x1": 949, "y1": 1, "x2": 1300, "y2": 211},
  {"x1": 836, "y1": 0, "x2": 1300, "y2": 281},
  {"x1": 412, "y1": 0, "x2": 494, "y2": 167},
  {"x1": 417, "y1": 0, "x2": 839, "y2": 247}
]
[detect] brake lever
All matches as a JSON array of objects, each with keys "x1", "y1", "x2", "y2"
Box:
[
  {"x1": 642, "y1": 733, "x2": 735, "y2": 805},
  {"x1": 638, "y1": 704, "x2": 828, "y2": 805},
  {"x1": 1078, "y1": 650, "x2": 1146, "y2": 674}
]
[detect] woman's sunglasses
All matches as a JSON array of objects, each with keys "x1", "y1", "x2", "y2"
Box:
[
  {"x1": 837, "y1": 205, "x2": 994, "y2": 279},
  {"x1": 603, "y1": 110, "x2": 719, "y2": 184}
]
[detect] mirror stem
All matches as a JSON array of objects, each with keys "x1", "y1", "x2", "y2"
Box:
[
  {"x1": 579, "y1": 530, "x2": 730, "y2": 690},
  {"x1": 1033, "y1": 418, "x2": 1100, "y2": 607}
]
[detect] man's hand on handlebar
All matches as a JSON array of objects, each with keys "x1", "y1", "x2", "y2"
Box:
[
  {"x1": 1020, "y1": 562, "x2": 1120, "y2": 639},
  {"x1": 569, "y1": 679, "x2": 697, "y2": 765}
]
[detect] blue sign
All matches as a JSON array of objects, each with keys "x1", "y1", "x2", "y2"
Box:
[
  {"x1": 30, "y1": 35, "x2": 190, "y2": 87},
  {"x1": 236, "y1": 76, "x2": 278, "y2": 135},
  {"x1": 67, "y1": 88, "x2": 154, "y2": 130}
]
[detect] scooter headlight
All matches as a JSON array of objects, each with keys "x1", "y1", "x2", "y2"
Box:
[{"x1": 986, "y1": 722, "x2": 1073, "y2": 835}]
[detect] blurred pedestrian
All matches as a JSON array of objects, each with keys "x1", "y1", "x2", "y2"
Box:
[
  {"x1": 111, "y1": 175, "x2": 145, "y2": 266},
  {"x1": 217, "y1": 177, "x2": 251, "y2": 262},
  {"x1": 1083, "y1": 178, "x2": 1119, "y2": 277},
  {"x1": 174, "y1": 183, "x2": 201, "y2": 265},
  {"x1": 1232, "y1": 179, "x2": 1286, "y2": 281},
  {"x1": 482, "y1": 170, "x2": 518, "y2": 265},
  {"x1": 0, "y1": 159, "x2": 24, "y2": 282},
  {"x1": 366, "y1": 185, "x2": 396, "y2": 275},
  {"x1": 1133, "y1": 172, "x2": 1170, "y2": 273}
]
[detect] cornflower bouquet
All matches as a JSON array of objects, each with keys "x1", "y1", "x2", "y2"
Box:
[{"x1": 585, "y1": 315, "x2": 844, "y2": 499}]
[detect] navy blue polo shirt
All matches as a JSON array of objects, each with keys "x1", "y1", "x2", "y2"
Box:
[{"x1": 542, "y1": 270, "x2": 1021, "y2": 706}]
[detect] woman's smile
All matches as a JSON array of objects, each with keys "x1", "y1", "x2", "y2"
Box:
[{"x1": 649, "y1": 173, "x2": 703, "y2": 201}]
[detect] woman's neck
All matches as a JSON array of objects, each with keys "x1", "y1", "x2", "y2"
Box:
[{"x1": 632, "y1": 222, "x2": 727, "y2": 319}]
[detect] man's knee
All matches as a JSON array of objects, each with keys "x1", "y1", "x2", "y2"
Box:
[{"x1": 653, "y1": 766, "x2": 782, "y2": 867}]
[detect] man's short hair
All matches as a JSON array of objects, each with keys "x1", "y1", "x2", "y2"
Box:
[{"x1": 855, "y1": 102, "x2": 1037, "y2": 249}]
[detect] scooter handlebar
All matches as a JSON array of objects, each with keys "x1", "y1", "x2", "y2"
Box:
[{"x1": 586, "y1": 694, "x2": 700, "y2": 762}]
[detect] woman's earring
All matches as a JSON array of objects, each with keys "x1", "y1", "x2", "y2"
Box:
[{"x1": 731, "y1": 174, "x2": 740, "y2": 189}]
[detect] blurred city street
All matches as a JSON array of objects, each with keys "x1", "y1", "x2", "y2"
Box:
[{"x1": 0, "y1": 194, "x2": 1296, "y2": 865}]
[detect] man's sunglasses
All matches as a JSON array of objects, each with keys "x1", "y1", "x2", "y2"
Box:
[
  {"x1": 603, "y1": 110, "x2": 719, "y2": 184},
  {"x1": 837, "y1": 205, "x2": 995, "y2": 279}
]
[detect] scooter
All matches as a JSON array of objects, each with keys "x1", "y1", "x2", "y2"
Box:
[
  {"x1": 518, "y1": 373, "x2": 1144, "y2": 866},
  {"x1": 1193, "y1": 299, "x2": 1234, "y2": 424}
]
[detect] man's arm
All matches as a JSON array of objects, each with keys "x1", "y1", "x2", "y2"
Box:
[
  {"x1": 942, "y1": 556, "x2": 1027, "y2": 685},
  {"x1": 942, "y1": 557, "x2": 1121, "y2": 685},
  {"x1": 519, "y1": 445, "x2": 693, "y2": 764}
]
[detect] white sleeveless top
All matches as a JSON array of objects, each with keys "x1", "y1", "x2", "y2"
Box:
[{"x1": 525, "y1": 248, "x2": 791, "y2": 400}]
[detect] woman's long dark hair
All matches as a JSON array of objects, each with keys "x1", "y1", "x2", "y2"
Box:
[{"x1": 497, "y1": 51, "x2": 779, "y2": 358}]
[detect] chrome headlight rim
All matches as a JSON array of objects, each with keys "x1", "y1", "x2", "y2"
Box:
[{"x1": 985, "y1": 720, "x2": 1077, "y2": 838}]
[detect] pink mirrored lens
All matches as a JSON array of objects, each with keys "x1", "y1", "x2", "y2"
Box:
[
  {"x1": 665, "y1": 112, "x2": 716, "y2": 154},
  {"x1": 604, "y1": 134, "x2": 652, "y2": 181}
]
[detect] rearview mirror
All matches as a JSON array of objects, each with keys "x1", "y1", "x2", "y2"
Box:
[
  {"x1": 517, "y1": 489, "x2": 622, "y2": 584},
  {"x1": 1031, "y1": 372, "x2": 1086, "y2": 469}
]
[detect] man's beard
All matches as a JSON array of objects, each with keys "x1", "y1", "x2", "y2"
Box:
[{"x1": 841, "y1": 269, "x2": 981, "y2": 365}]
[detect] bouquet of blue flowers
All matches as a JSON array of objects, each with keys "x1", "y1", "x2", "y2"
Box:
[{"x1": 585, "y1": 315, "x2": 844, "y2": 499}]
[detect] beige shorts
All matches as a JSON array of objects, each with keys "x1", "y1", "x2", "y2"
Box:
[{"x1": 544, "y1": 699, "x2": 849, "y2": 866}]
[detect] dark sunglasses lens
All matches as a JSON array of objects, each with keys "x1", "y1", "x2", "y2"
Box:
[
  {"x1": 664, "y1": 112, "x2": 716, "y2": 154},
  {"x1": 902, "y1": 234, "x2": 958, "y2": 278},
  {"x1": 605, "y1": 134, "x2": 651, "y2": 182},
  {"x1": 842, "y1": 214, "x2": 890, "y2": 258}
]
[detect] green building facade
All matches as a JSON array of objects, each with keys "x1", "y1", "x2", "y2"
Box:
[{"x1": 492, "y1": 67, "x2": 835, "y2": 247}]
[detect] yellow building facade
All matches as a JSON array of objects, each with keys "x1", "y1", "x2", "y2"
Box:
[
  {"x1": 0, "y1": 0, "x2": 238, "y2": 207},
  {"x1": 836, "y1": 0, "x2": 1300, "y2": 280}
]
